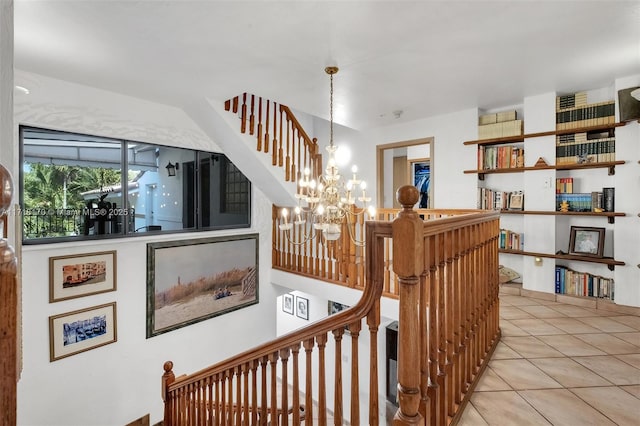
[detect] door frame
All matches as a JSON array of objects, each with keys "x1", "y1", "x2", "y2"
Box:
[{"x1": 376, "y1": 137, "x2": 434, "y2": 208}]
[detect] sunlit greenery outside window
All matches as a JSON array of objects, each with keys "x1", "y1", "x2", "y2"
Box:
[{"x1": 20, "y1": 126, "x2": 251, "y2": 243}]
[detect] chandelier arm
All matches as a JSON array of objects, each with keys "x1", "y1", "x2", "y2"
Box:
[{"x1": 281, "y1": 227, "x2": 317, "y2": 246}]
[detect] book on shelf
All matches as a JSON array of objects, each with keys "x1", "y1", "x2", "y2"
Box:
[
  {"x1": 591, "y1": 191, "x2": 603, "y2": 211},
  {"x1": 477, "y1": 188, "x2": 523, "y2": 210},
  {"x1": 556, "y1": 177, "x2": 573, "y2": 194},
  {"x1": 555, "y1": 101, "x2": 615, "y2": 130},
  {"x1": 555, "y1": 136, "x2": 615, "y2": 165},
  {"x1": 556, "y1": 92, "x2": 587, "y2": 110},
  {"x1": 556, "y1": 193, "x2": 593, "y2": 212},
  {"x1": 499, "y1": 229, "x2": 524, "y2": 251},
  {"x1": 477, "y1": 145, "x2": 524, "y2": 170},
  {"x1": 555, "y1": 265, "x2": 614, "y2": 300},
  {"x1": 478, "y1": 120, "x2": 523, "y2": 139},
  {"x1": 603, "y1": 187, "x2": 615, "y2": 212}
]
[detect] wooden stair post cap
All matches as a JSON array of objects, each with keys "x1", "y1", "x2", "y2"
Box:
[{"x1": 396, "y1": 185, "x2": 419, "y2": 209}]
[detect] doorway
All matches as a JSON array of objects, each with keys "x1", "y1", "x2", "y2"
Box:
[{"x1": 376, "y1": 137, "x2": 434, "y2": 209}]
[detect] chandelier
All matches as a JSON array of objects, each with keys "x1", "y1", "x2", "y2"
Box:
[{"x1": 279, "y1": 66, "x2": 375, "y2": 244}]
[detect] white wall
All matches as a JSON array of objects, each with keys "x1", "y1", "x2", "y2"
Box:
[
  {"x1": 12, "y1": 71, "x2": 279, "y2": 426},
  {"x1": 365, "y1": 108, "x2": 479, "y2": 209}
]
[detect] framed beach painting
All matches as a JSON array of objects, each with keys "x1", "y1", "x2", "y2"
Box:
[
  {"x1": 146, "y1": 234, "x2": 259, "y2": 337},
  {"x1": 49, "y1": 250, "x2": 117, "y2": 302}
]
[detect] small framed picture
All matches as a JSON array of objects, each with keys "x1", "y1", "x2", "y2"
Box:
[
  {"x1": 282, "y1": 294, "x2": 294, "y2": 315},
  {"x1": 569, "y1": 226, "x2": 605, "y2": 258},
  {"x1": 509, "y1": 192, "x2": 524, "y2": 211},
  {"x1": 49, "y1": 251, "x2": 117, "y2": 303},
  {"x1": 49, "y1": 302, "x2": 117, "y2": 362},
  {"x1": 296, "y1": 296, "x2": 309, "y2": 320}
]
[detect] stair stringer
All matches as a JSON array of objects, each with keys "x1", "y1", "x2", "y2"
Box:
[{"x1": 185, "y1": 97, "x2": 298, "y2": 207}]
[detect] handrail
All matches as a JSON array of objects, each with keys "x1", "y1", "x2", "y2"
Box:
[
  {"x1": 163, "y1": 186, "x2": 501, "y2": 425},
  {"x1": 224, "y1": 94, "x2": 323, "y2": 184}
]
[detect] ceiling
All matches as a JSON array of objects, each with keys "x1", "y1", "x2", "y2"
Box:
[{"x1": 14, "y1": 1, "x2": 640, "y2": 131}]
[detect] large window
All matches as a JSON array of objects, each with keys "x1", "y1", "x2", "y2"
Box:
[{"x1": 20, "y1": 126, "x2": 251, "y2": 243}]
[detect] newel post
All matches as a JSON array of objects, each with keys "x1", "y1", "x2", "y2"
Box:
[
  {"x1": 0, "y1": 164, "x2": 17, "y2": 426},
  {"x1": 392, "y1": 185, "x2": 425, "y2": 426},
  {"x1": 162, "y1": 361, "x2": 176, "y2": 425}
]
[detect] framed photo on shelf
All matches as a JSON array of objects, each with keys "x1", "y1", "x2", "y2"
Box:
[
  {"x1": 282, "y1": 294, "x2": 294, "y2": 315},
  {"x1": 568, "y1": 226, "x2": 605, "y2": 258},
  {"x1": 146, "y1": 234, "x2": 259, "y2": 338},
  {"x1": 49, "y1": 250, "x2": 117, "y2": 303},
  {"x1": 296, "y1": 296, "x2": 309, "y2": 320},
  {"x1": 509, "y1": 192, "x2": 524, "y2": 211},
  {"x1": 49, "y1": 302, "x2": 117, "y2": 362}
]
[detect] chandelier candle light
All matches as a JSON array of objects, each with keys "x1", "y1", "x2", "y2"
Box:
[{"x1": 279, "y1": 66, "x2": 375, "y2": 244}]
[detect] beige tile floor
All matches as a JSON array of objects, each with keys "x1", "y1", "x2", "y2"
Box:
[{"x1": 458, "y1": 292, "x2": 640, "y2": 426}]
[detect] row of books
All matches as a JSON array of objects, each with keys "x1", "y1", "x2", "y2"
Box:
[
  {"x1": 556, "y1": 92, "x2": 587, "y2": 110},
  {"x1": 556, "y1": 177, "x2": 574, "y2": 194},
  {"x1": 555, "y1": 266, "x2": 614, "y2": 300},
  {"x1": 479, "y1": 110, "x2": 517, "y2": 125},
  {"x1": 477, "y1": 188, "x2": 523, "y2": 210},
  {"x1": 499, "y1": 229, "x2": 524, "y2": 251},
  {"x1": 555, "y1": 188, "x2": 614, "y2": 212},
  {"x1": 478, "y1": 120, "x2": 523, "y2": 140},
  {"x1": 555, "y1": 101, "x2": 615, "y2": 130},
  {"x1": 555, "y1": 137, "x2": 615, "y2": 165},
  {"x1": 477, "y1": 145, "x2": 525, "y2": 170}
]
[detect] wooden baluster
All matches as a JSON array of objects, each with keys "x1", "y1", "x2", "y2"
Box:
[
  {"x1": 249, "y1": 361, "x2": 258, "y2": 425},
  {"x1": 220, "y1": 372, "x2": 227, "y2": 425},
  {"x1": 269, "y1": 352, "x2": 279, "y2": 425},
  {"x1": 285, "y1": 116, "x2": 291, "y2": 181},
  {"x1": 264, "y1": 100, "x2": 270, "y2": 153},
  {"x1": 332, "y1": 328, "x2": 344, "y2": 425},
  {"x1": 317, "y1": 333, "x2": 328, "y2": 426},
  {"x1": 228, "y1": 370, "x2": 235, "y2": 425},
  {"x1": 295, "y1": 132, "x2": 301, "y2": 185},
  {"x1": 272, "y1": 102, "x2": 278, "y2": 165},
  {"x1": 232, "y1": 96, "x2": 239, "y2": 113},
  {"x1": 257, "y1": 97, "x2": 263, "y2": 151},
  {"x1": 280, "y1": 348, "x2": 290, "y2": 426},
  {"x1": 384, "y1": 237, "x2": 391, "y2": 295},
  {"x1": 249, "y1": 94, "x2": 255, "y2": 136},
  {"x1": 367, "y1": 301, "x2": 380, "y2": 426},
  {"x1": 278, "y1": 107, "x2": 284, "y2": 167},
  {"x1": 241, "y1": 93, "x2": 247, "y2": 134},
  {"x1": 304, "y1": 338, "x2": 315, "y2": 426},
  {"x1": 419, "y1": 269, "x2": 430, "y2": 423},
  {"x1": 236, "y1": 366, "x2": 243, "y2": 426},
  {"x1": 349, "y1": 321, "x2": 362, "y2": 426},
  {"x1": 224, "y1": 98, "x2": 232, "y2": 111},
  {"x1": 162, "y1": 361, "x2": 176, "y2": 425},
  {"x1": 214, "y1": 375, "x2": 221, "y2": 426},
  {"x1": 291, "y1": 343, "x2": 302, "y2": 425},
  {"x1": 436, "y1": 232, "x2": 447, "y2": 424},
  {"x1": 426, "y1": 235, "x2": 439, "y2": 426},
  {"x1": 260, "y1": 356, "x2": 268, "y2": 424},
  {"x1": 391, "y1": 185, "x2": 424, "y2": 426},
  {"x1": 445, "y1": 229, "x2": 456, "y2": 419}
]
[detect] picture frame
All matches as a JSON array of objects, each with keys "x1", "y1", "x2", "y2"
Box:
[
  {"x1": 509, "y1": 192, "x2": 524, "y2": 211},
  {"x1": 49, "y1": 302, "x2": 117, "y2": 362},
  {"x1": 409, "y1": 159, "x2": 431, "y2": 209},
  {"x1": 568, "y1": 226, "x2": 605, "y2": 258},
  {"x1": 49, "y1": 250, "x2": 117, "y2": 303},
  {"x1": 328, "y1": 300, "x2": 349, "y2": 316},
  {"x1": 282, "y1": 294, "x2": 294, "y2": 315},
  {"x1": 295, "y1": 296, "x2": 309, "y2": 320},
  {"x1": 146, "y1": 234, "x2": 259, "y2": 338}
]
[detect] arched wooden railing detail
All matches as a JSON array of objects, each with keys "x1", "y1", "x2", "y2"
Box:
[
  {"x1": 163, "y1": 187, "x2": 500, "y2": 425},
  {"x1": 224, "y1": 94, "x2": 322, "y2": 185}
]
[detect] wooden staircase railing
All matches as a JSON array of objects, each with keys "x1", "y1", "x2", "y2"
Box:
[
  {"x1": 224, "y1": 93, "x2": 323, "y2": 185},
  {"x1": 162, "y1": 186, "x2": 501, "y2": 425}
]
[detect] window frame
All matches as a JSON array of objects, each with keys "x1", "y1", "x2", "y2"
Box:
[{"x1": 19, "y1": 125, "x2": 251, "y2": 244}]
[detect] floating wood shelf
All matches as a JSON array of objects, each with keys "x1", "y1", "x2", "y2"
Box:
[
  {"x1": 499, "y1": 248, "x2": 625, "y2": 270},
  {"x1": 464, "y1": 122, "x2": 627, "y2": 146},
  {"x1": 500, "y1": 210, "x2": 625, "y2": 224},
  {"x1": 465, "y1": 161, "x2": 624, "y2": 179}
]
